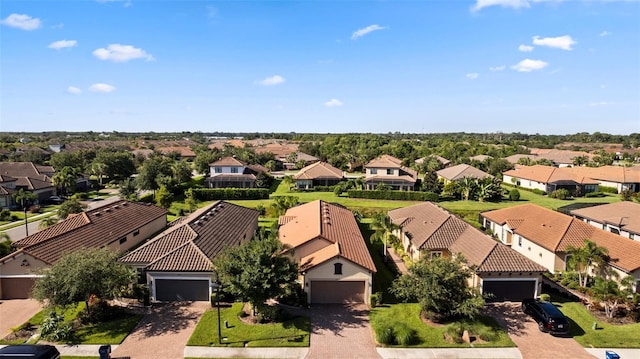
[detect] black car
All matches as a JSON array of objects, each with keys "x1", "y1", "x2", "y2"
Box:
[
  {"x1": 0, "y1": 344, "x2": 60, "y2": 359},
  {"x1": 522, "y1": 298, "x2": 570, "y2": 335}
]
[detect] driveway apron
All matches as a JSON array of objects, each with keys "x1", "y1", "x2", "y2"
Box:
[
  {"x1": 484, "y1": 302, "x2": 595, "y2": 359},
  {"x1": 0, "y1": 299, "x2": 42, "y2": 338},
  {"x1": 305, "y1": 304, "x2": 381, "y2": 359},
  {"x1": 111, "y1": 301, "x2": 208, "y2": 359}
]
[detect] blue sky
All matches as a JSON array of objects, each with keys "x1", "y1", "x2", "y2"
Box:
[{"x1": 1, "y1": 0, "x2": 639, "y2": 134}]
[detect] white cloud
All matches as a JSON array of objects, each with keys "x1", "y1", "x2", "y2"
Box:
[
  {"x1": 519, "y1": 44, "x2": 534, "y2": 52},
  {"x1": 93, "y1": 44, "x2": 154, "y2": 62},
  {"x1": 471, "y1": 0, "x2": 530, "y2": 12},
  {"x1": 89, "y1": 83, "x2": 116, "y2": 93},
  {"x1": 351, "y1": 24, "x2": 386, "y2": 40},
  {"x1": 532, "y1": 35, "x2": 576, "y2": 50},
  {"x1": 258, "y1": 75, "x2": 286, "y2": 86},
  {"x1": 511, "y1": 59, "x2": 548, "y2": 72},
  {"x1": 324, "y1": 99, "x2": 343, "y2": 107},
  {"x1": 48, "y1": 40, "x2": 77, "y2": 50},
  {"x1": 466, "y1": 73, "x2": 479, "y2": 80},
  {"x1": 590, "y1": 101, "x2": 613, "y2": 107},
  {"x1": 1, "y1": 13, "x2": 42, "y2": 30},
  {"x1": 599, "y1": 31, "x2": 611, "y2": 37},
  {"x1": 489, "y1": 65, "x2": 506, "y2": 71},
  {"x1": 66, "y1": 86, "x2": 82, "y2": 95}
]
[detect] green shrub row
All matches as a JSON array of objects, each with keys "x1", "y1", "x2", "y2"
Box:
[
  {"x1": 192, "y1": 188, "x2": 270, "y2": 200},
  {"x1": 599, "y1": 185, "x2": 618, "y2": 194},
  {"x1": 503, "y1": 183, "x2": 546, "y2": 195},
  {"x1": 347, "y1": 190, "x2": 439, "y2": 201},
  {"x1": 584, "y1": 191, "x2": 605, "y2": 198}
]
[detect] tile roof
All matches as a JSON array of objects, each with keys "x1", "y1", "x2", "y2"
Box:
[
  {"x1": 504, "y1": 154, "x2": 537, "y2": 164},
  {"x1": 210, "y1": 156, "x2": 247, "y2": 167},
  {"x1": 279, "y1": 200, "x2": 376, "y2": 272},
  {"x1": 570, "y1": 202, "x2": 640, "y2": 235},
  {"x1": 0, "y1": 162, "x2": 54, "y2": 190},
  {"x1": 10, "y1": 200, "x2": 167, "y2": 264},
  {"x1": 294, "y1": 162, "x2": 343, "y2": 180},
  {"x1": 504, "y1": 165, "x2": 640, "y2": 185},
  {"x1": 366, "y1": 155, "x2": 418, "y2": 178},
  {"x1": 156, "y1": 146, "x2": 196, "y2": 157},
  {"x1": 436, "y1": 164, "x2": 493, "y2": 181},
  {"x1": 365, "y1": 175, "x2": 417, "y2": 184},
  {"x1": 392, "y1": 202, "x2": 547, "y2": 273},
  {"x1": 414, "y1": 155, "x2": 451, "y2": 166},
  {"x1": 481, "y1": 204, "x2": 640, "y2": 273},
  {"x1": 121, "y1": 201, "x2": 259, "y2": 272}
]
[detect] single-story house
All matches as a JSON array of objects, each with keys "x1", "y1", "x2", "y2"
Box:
[
  {"x1": 436, "y1": 164, "x2": 493, "y2": 184},
  {"x1": 0, "y1": 200, "x2": 167, "y2": 299},
  {"x1": 156, "y1": 146, "x2": 197, "y2": 161},
  {"x1": 388, "y1": 202, "x2": 547, "y2": 301},
  {"x1": 293, "y1": 162, "x2": 343, "y2": 189},
  {"x1": 0, "y1": 162, "x2": 57, "y2": 208},
  {"x1": 570, "y1": 201, "x2": 640, "y2": 241},
  {"x1": 481, "y1": 204, "x2": 640, "y2": 292},
  {"x1": 365, "y1": 155, "x2": 417, "y2": 191},
  {"x1": 415, "y1": 155, "x2": 451, "y2": 168},
  {"x1": 502, "y1": 165, "x2": 600, "y2": 195},
  {"x1": 278, "y1": 200, "x2": 376, "y2": 304},
  {"x1": 469, "y1": 155, "x2": 493, "y2": 162},
  {"x1": 120, "y1": 201, "x2": 259, "y2": 302}
]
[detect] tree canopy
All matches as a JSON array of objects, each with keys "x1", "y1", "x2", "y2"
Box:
[{"x1": 57, "y1": 198, "x2": 86, "y2": 219}]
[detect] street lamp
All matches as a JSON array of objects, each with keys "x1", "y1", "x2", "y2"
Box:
[
  {"x1": 22, "y1": 200, "x2": 28, "y2": 237},
  {"x1": 210, "y1": 280, "x2": 222, "y2": 345}
]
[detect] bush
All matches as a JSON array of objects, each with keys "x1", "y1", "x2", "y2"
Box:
[
  {"x1": 444, "y1": 323, "x2": 464, "y2": 344},
  {"x1": 476, "y1": 326, "x2": 498, "y2": 342},
  {"x1": 585, "y1": 191, "x2": 604, "y2": 198},
  {"x1": 375, "y1": 325, "x2": 395, "y2": 345},
  {"x1": 508, "y1": 189, "x2": 520, "y2": 201},
  {"x1": 0, "y1": 209, "x2": 11, "y2": 221},
  {"x1": 370, "y1": 292, "x2": 382, "y2": 307},
  {"x1": 138, "y1": 193, "x2": 155, "y2": 203},
  {"x1": 40, "y1": 311, "x2": 73, "y2": 342},
  {"x1": 550, "y1": 188, "x2": 570, "y2": 200},
  {"x1": 599, "y1": 185, "x2": 618, "y2": 194},
  {"x1": 347, "y1": 190, "x2": 439, "y2": 201},
  {"x1": 394, "y1": 323, "x2": 417, "y2": 346},
  {"x1": 539, "y1": 293, "x2": 551, "y2": 302},
  {"x1": 192, "y1": 188, "x2": 270, "y2": 201}
]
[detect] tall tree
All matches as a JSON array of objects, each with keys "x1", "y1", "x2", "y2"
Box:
[
  {"x1": 589, "y1": 277, "x2": 621, "y2": 318},
  {"x1": 566, "y1": 239, "x2": 610, "y2": 287},
  {"x1": 52, "y1": 166, "x2": 78, "y2": 195},
  {"x1": 0, "y1": 232, "x2": 14, "y2": 258},
  {"x1": 213, "y1": 236, "x2": 299, "y2": 315},
  {"x1": 371, "y1": 212, "x2": 400, "y2": 258},
  {"x1": 57, "y1": 198, "x2": 86, "y2": 219}
]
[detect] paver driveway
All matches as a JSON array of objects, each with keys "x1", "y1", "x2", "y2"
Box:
[
  {"x1": 111, "y1": 301, "x2": 208, "y2": 359},
  {"x1": 484, "y1": 302, "x2": 595, "y2": 359},
  {"x1": 305, "y1": 304, "x2": 381, "y2": 359},
  {"x1": 0, "y1": 299, "x2": 42, "y2": 338}
]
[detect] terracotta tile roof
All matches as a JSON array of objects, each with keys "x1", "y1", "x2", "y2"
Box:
[
  {"x1": 449, "y1": 227, "x2": 497, "y2": 268},
  {"x1": 11, "y1": 200, "x2": 167, "y2": 264},
  {"x1": 156, "y1": 146, "x2": 196, "y2": 157},
  {"x1": 0, "y1": 187, "x2": 10, "y2": 195},
  {"x1": 366, "y1": 155, "x2": 418, "y2": 178},
  {"x1": 294, "y1": 162, "x2": 343, "y2": 180},
  {"x1": 539, "y1": 149, "x2": 593, "y2": 165},
  {"x1": 278, "y1": 152, "x2": 319, "y2": 163},
  {"x1": 246, "y1": 164, "x2": 269, "y2": 174},
  {"x1": 121, "y1": 201, "x2": 259, "y2": 272},
  {"x1": 210, "y1": 156, "x2": 246, "y2": 167},
  {"x1": 0, "y1": 162, "x2": 54, "y2": 190},
  {"x1": 300, "y1": 242, "x2": 339, "y2": 270},
  {"x1": 478, "y1": 244, "x2": 548, "y2": 273},
  {"x1": 389, "y1": 202, "x2": 451, "y2": 249},
  {"x1": 505, "y1": 165, "x2": 640, "y2": 185},
  {"x1": 570, "y1": 202, "x2": 640, "y2": 235},
  {"x1": 279, "y1": 200, "x2": 376, "y2": 272},
  {"x1": 0, "y1": 174, "x2": 18, "y2": 183},
  {"x1": 504, "y1": 154, "x2": 536, "y2": 164},
  {"x1": 437, "y1": 164, "x2": 493, "y2": 181},
  {"x1": 481, "y1": 204, "x2": 640, "y2": 273}
]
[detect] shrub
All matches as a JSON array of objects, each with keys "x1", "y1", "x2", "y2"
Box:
[
  {"x1": 550, "y1": 188, "x2": 570, "y2": 200},
  {"x1": 394, "y1": 323, "x2": 417, "y2": 346},
  {"x1": 375, "y1": 325, "x2": 395, "y2": 345},
  {"x1": 138, "y1": 193, "x2": 155, "y2": 203},
  {"x1": 599, "y1": 185, "x2": 618, "y2": 194},
  {"x1": 333, "y1": 186, "x2": 343, "y2": 196},
  {"x1": 539, "y1": 293, "x2": 551, "y2": 302},
  {"x1": 444, "y1": 323, "x2": 464, "y2": 344},
  {"x1": 255, "y1": 204, "x2": 266, "y2": 216},
  {"x1": 585, "y1": 191, "x2": 604, "y2": 198},
  {"x1": 40, "y1": 311, "x2": 73, "y2": 342},
  {"x1": 508, "y1": 189, "x2": 520, "y2": 201},
  {"x1": 192, "y1": 188, "x2": 269, "y2": 201},
  {"x1": 0, "y1": 209, "x2": 11, "y2": 221},
  {"x1": 347, "y1": 190, "x2": 439, "y2": 201},
  {"x1": 476, "y1": 326, "x2": 498, "y2": 342},
  {"x1": 370, "y1": 292, "x2": 382, "y2": 307}
]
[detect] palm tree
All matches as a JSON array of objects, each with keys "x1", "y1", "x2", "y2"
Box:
[
  {"x1": 371, "y1": 212, "x2": 400, "y2": 259},
  {"x1": 458, "y1": 177, "x2": 477, "y2": 201},
  {"x1": 90, "y1": 161, "x2": 107, "y2": 186},
  {"x1": 566, "y1": 239, "x2": 609, "y2": 287},
  {"x1": 39, "y1": 216, "x2": 59, "y2": 230},
  {"x1": 13, "y1": 189, "x2": 37, "y2": 237},
  {"x1": 52, "y1": 166, "x2": 78, "y2": 195},
  {"x1": 590, "y1": 277, "x2": 621, "y2": 318}
]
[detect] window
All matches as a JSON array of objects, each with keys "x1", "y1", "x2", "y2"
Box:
[
  {"x1": 518, "y1": 237, "x2": 522, "y2": 247},
  {"x1": 429, "y1": 251, "x2": 443, "y2": 259},
  {"x1": 119, "y1": 237, "x2": 127, "y2": 244},
  {"x1": 334, "y1": 263, "x2": 343, "y2": 275},
  {"x1": 609, "y1": 227, "x2": 620, "y2": 235},
  {"x1": 133, "y1": 229, "x2": 140, "y2": 237},
  {"x1": 231, "y1": 167, "x2": 239, "y2": 173},
  {"x1": 386, "y1": 168, "x2": 393, "y2": 175},
  {"x1": 370, "y1": 168, "x2": 377, "y2": 174},
  {"x1": 214, "y1": 167, "x2": 222, "y2": 173},
  {"x1": 630, "y1": 233, "x2": 635, "y2": 240}
]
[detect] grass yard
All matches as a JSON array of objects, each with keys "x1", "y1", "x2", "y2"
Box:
[
  {"x1": 370, "y1": 303, "x2": 514, "y2": 348},
  {"x1": 555, "y1": 301, "x2": 640, "y2": 348},
  {"x1": 188, "y1": 302, "x2": 310, "y2": 347}
]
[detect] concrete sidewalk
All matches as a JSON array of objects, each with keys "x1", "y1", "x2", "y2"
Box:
[{"x1": 184, "y1": 346, "x2": 308, "y2": 358}]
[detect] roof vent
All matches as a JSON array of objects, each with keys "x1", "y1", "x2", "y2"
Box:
[
  {"x1": 122, "y1": 202, "x2": 128, "y2": 206},
  {"x1": 324, "y1": 219, "x2": 331, "y2": 225},
  {"x1": 194, "y1": 220, "x2": 200, "y2": 226},
  {"x1": 95, "y1": 212, "x2": 101, "y2": 217},
  {"x1": 104, "y1": 208, "x2": 111, "y2": 213},
  {"x1": 113, "y1": 205, "x2": 119, "y2": 209}
]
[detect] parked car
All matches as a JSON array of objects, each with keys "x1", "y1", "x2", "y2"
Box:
[
  {"x1": 0, "y1": 344, "x2": 60, "y2": 359},
  {"x1": 47, "y1": 196, "x2": 64, "y2": 204},
  {"x1": 522, "y1": 298, "x2": 570, "y2": 335}
]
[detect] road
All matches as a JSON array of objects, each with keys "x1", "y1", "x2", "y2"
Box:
[{"x1": 2, "y1": 195, "x2": 122, "y2": 242}]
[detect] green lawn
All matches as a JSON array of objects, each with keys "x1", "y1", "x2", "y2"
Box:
[
  {"x1": 188, "y1": 302, "x2": 310, "y2": 347},
  {"x1": 555, "y1": 301, "x2": 640, "y2": 348},
  {"x1": 370, "y1": 303, "x2": 514, "y2": 348}
]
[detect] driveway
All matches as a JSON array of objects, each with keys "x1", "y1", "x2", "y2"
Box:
[
  {"x1": 305, "y1": 304, "x2": 380, "y2": 359},
  {"x1": 0, "y1": 299, "x2": 42, "y2": 338},
  {"x1": 111, "y1": 301, "x2": 208, "y2": 359},
  {"x1": 484, "y1": 302, "x2": 595, "y2": 359}
]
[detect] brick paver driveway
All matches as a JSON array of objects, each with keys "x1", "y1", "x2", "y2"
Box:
[
  {"x1": 484, "y1": 302, "x2": 595, "y2": 359},
  {"x1": 305, "y1": 304, "x2": 380, "y2": 359},
  {"x1": 111, "y1": 301, "x2": 208, "y2": 359},
  {"x1": 0, "y1": 299, "x2": 42, "y2": 338}
]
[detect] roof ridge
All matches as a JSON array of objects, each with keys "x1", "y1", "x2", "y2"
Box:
[
  {"x1": 421, "y1": 214, "x2": 452, "y2": 249},
  {"x1": 145, "y1": 240, "x2": 196, "y2": 268},
  {"x1": 475, "y1": 240, "x2": 499, "y2": 269}
]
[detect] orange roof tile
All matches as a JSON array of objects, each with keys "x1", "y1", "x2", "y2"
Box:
[
  {"x1": 294, "y1": 162, "x2": 343, "y2": 180},
  {"x1": 570, "y1": 202, "x2": 640, "y2": 235}
]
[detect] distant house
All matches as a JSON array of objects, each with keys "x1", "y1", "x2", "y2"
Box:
[
  {"x1": 504, "y1": 154, "x2": 537, "y2": 165},
  {"x1": 120, "y1": 201, "x2": 259, "y2": 302},
  {"x1": 469, "y1": 155, "x2": 493, "y2": 162},
  {"x1": 0, "y1": 162, "x2": 57, "y2": 208},
  {"x1": 276, "y1": 151, "x2": 319, "y2": 171},
  {"x1": 364, "y1": 155, "x2": 417, "y2": 191},
  {"x1": 415, "y1": 155, "x2": 451, "y2": 168},
  {"x1": 388, "y1": 202, "x2": 547, "y2": 301},
  {"x1": 436, "y1": 164, "x2": 493, "y2": 184},
  {"x1": 156, "y1": 146, "x2": 196, "y2": 161},
  {"x1": 205, "y1": 157, "x2": 265, "y2": 188},
  {"x1": 570, "y1": 202, "x2": 640, "y2": 241},
  {"x1": 505, "y1": 149, "x2": 593, "y2": 167},
  {"x1": 293, "y1": 162, "x2": 343, "y2": 189},
  {"x1": 0, "y1": 200, "x2": 167, "y2": 299},
  {"x1": 481, "y1": 204, "x2": 640, "y2": 292},
  {"x1": 278, "y1": 200, "x2": 376, "y2": 304}
]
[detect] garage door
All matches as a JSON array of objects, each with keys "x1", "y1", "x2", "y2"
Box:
[
  {"x1": 1, "y1": 278, "x2": 35, "y2": 299},
  {"x1": 483, "y1": 280, "x2": 535, "y2": 302},
  {"x1": 310, "y1": 281, "x2": 365, "y2": 304},
  {"x1": 155, "y1": 279, "x2": 209, "y2": 301}
]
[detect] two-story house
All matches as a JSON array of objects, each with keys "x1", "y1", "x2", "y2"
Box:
[
  {"x1": 206, "y1": 157, "x2": 266, "y2": 188},
  {"x1": 364, "y1": 155, "x2": 417, "y2": 191}
]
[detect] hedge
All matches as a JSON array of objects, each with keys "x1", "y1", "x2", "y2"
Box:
[
  {"x1": 599, "y1": 185, "x2": 618, "y2": 194},
  {"x1": 347, "y1": 190, "x2": 439, "y2": 201},
  {"x1": 192, "y1": 188, "x2": 270, "y2": 200}
]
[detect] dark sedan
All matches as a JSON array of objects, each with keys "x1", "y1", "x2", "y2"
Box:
[{"x1": 522, "y1": 298, "x2": 570, "y2": 336}]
